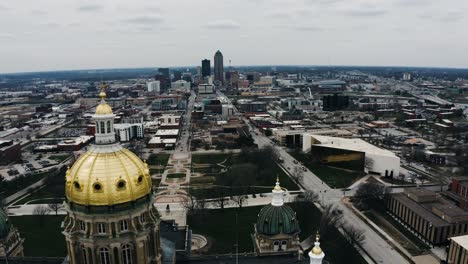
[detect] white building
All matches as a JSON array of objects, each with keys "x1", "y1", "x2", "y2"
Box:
[
  {"x1": 170, "y1": 80, "x2": 191, "y2": 92},
  {"x1": 198, "y1": 84, "x2": 214, "y2": 94},
  {"x1": 302, "y1": 134, "x2": 400, "y2": 177},
  {"x1": 114, "y1": 117, "x2": 144, "y2": 142},
  {"x1": 147, "y1": 81, "x2": 161, "y2": 93}
]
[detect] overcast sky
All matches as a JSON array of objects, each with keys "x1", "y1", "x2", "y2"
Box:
[{"x1": 0, "y1": 0, "x2": 467, "y2": 73}]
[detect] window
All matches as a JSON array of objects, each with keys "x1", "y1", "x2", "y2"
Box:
[
  {"x1": 120, "y1": 220, "x2": 129, "y2": 231},
  {"x1": 107, "y1": 121, "x2": 111, "y2": 133},
  {"x1": 97, "y1": 223, "x2": 106, "y2": 234},
  {"x1": 99, "y1": 248, "x2": 110, "y2": 264},
  {"x1": 80, "y1": 221, "x2": 86, "y2": 231},
  {"x1": 122, "y1": 244, "x2": 133, "y2": 264},
  {"x1": 140, "y1": 214, "x2": 145, "y2": 223},
  {"x1": 100, "y1": 121, "x2": 105, "y2": 134},
  {"x1": 96, "y1": 122, "x2": 99, "y2": 134}
]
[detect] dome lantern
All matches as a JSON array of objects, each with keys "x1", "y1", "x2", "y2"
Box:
[{"x1": 309, "y1": 232, "x2": 325, "y2": 264}]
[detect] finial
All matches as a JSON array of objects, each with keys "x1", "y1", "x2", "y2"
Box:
[
  {"x1": 273, "y1": 176, "x2": 282, "y2": 191},
  {"x1": 99, "y1": 82, "x2": 107, "y2": 100},
  {"x1": 311, "y1": 230, "x2": 323, "y2": 255}
]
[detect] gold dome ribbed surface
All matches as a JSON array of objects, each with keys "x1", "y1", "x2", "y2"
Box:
[
  {"x1": 95, "y1": 102, "x2": 113, "y2": 115},
  {"x1": 65, "y1": 148, "x2": 152, "y2": 206},
  {"x1": 311, "y1": 245, "x2": 323, "y2": 255}
]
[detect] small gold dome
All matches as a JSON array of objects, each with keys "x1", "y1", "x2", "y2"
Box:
[
  {"x1": 65, "y1": 147, "x2": 152, "y2": 206},
  {"x1": 311, "y1": 232, "x2": 323, "y2": 255},
  {"x1": 311, "y1": 245, "x2": 323, "y2": 255},
  {"x1": 95, "y1": 102, "x2": 113, "y2": 115}
]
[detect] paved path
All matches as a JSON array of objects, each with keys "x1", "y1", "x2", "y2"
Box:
[{"x1": 248, "y1": 121, "x2": 409, "y2": 264}]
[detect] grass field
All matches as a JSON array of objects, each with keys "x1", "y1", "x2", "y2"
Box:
[
  {"x1": 10, "y1": 215, "x2": 66, "y2": 257},
  {"x1": 188, "y1": 203, "x2": 366, "y2": 263},
  {"x1": 147, "y1": 153, "x2": 170, "y2": 166},
  {"x1": 191, "y1": 153, "x2": 233, "y2": 164},
  {"x1": 189, "y1": 152, "x2": 299, "y2": 199},
  {"x1": 290, "y1": 151, "x2": 364, "y2": 188}
]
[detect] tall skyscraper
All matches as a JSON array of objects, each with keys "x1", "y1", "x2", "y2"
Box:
[
  {"x1": 214, "y1": 50, "x2": 224, "y2": 85},
  {"x1": 201, "y1": 59, "x2": 211, "y2": 77},
  {"x1": 173, "y1": 70, "x2": 182, "y2": 81}
]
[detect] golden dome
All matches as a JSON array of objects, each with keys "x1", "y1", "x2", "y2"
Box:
[
  {"x1": 65, "y1": 147, "x2": 152, "y2": 206},
  {"x1": 95, "y1": 102, "x2": 113, "y2": 115}
]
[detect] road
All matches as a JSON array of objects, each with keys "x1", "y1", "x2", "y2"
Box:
[{"x1": 214, "y1": 89, "x2": 409, "y2": 264}]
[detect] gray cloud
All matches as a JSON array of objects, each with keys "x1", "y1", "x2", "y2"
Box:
[
  {"x1": 440, "y1": 11, "x2": 465, "y2": 22},
  {"x1": 0, "y1": 33, "x2": 13, "y2": 39},
  {"x1": 295, "y1": 26, "x2": 326, "y2": 32},
  {"x1": 123, "y1": 15, "x2": 164, "y2": 25},
  {"x1": 344, "y1": 9, "x2": 388, "y2": 17},
  {"x1": 77, "y1": 4, "x2": 103, "y2": 12},
  {"x1": 204, "y1": 20, "x2": 240, "y2": 30},
  {"x1": 31, "y1": 10, "x2": 47, "y2": 15}
]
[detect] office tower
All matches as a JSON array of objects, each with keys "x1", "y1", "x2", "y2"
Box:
[
  {"x1": 173, "y1": 70, "x2": 182, "y2": 81},
  {"x1": 214, "y1": 50, "x2": 224, "y2": 85},
  {"x1": 201, "y1": 59, "x2": 211, "y2": 77}
]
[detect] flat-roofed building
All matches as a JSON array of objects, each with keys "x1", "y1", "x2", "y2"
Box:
[
  {"x1": 448, "y1": 235, "x2": 468, "y2": 264},
  {"x1": 303, "y1": 134, "x2": 399, "y2": 176},
  {"x1": 0, "y1": 140, "x2": 21, "y2": 165},
  {"x1": 387, "y1": 188, "x2": 468, "y2": 246}
]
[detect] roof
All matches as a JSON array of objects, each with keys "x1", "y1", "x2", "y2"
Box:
[
  {"x1": 256, "y1": 204, "x2": 300, "y2": 236},
  {"x1": 451, "y1": 235, "x2": 468, "y2": 250},
  {"x1": 65, "y1": 144, "x2": 152, "y2": 206},
  {"x1": 305, "y1": 134, "x2": 397, "y2": 158}
]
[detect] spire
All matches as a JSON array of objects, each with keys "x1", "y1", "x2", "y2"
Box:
[
  {"x1": 271, "y1": 176, "x2": 284, "y2": 206},
  {"x1": 309, "y1": 231, "x2": 325, "y2": 264},
  {"x1": 99, "y1": 82, "x2": 107, "y2": 100}
]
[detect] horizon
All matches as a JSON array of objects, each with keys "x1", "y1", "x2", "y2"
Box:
[{"x1": 2, "y1": 63, "x2": 468, "y2": 76}]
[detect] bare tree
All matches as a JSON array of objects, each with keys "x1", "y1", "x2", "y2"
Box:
[
  {"x1": 232, "y1": 195, "x2": 247, "y2": 208},
  {"x1": 352, "y1": 182, "x2": 389, "y2": 210},
  {"x1": 294, "y1": 190, "x2": 319, "y2": 204},
  {"x1": 319, "y1": 204, "x2": 343, "y2": 237},
  {"x1": 342, "y1": 224, "x2": 366, "y2": 247},
  {"x1": 33, "y1": 205, "x2": 50, "y2": 226},
  {"x1": 291, "y1": 167, "x2": 304, "y2": 185},
  {"x1": 48, "y1": 197, "x2": 64, "y2": 215},
  {"x1": 364, "y1": 157, "x2": 374, "y2": 172}
]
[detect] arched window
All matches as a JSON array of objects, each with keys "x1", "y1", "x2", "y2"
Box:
[
  {"x1": 122, "y1": 244, "x2": 133, "y2": 264},
  {"x1": 107, "y1": 121, "x2": 111, "y2": 133},
  {"x1": 81, "y1": 245, "x2": 88, "y2": 264},
  {"x1": 100, "y1": 121, "x2": 105, "y2": 134},
  {"x1": 99, "y1": 247, "x2": 110, "y2": 264},
  {"x1": 96, "y1": 122, "x2": 99, "y2": 134}
]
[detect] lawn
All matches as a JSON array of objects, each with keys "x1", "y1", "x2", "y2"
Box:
[
  {"x1": 189, "y1": 153, "x2": 299, "y2": 199},
  {"x1": 10, "y1": 215, "x2": 66, "y2": 257},
  {"x1": 290, "y1": 151, "x2": 364, "y2": 188},
  {"x1": 1, "y1": 171, "x2": 49, "y2": 199},
  {"x1": 188, "y1": 203, "x2": 366, "y2": 263},
  {"x1": 311, "y1": 166, "x2": 364, "y2": 189},
  {"x1": 48, "y1": 155, "x2": 70, "y2": 163},
  {"x1": 147, "y1": 153, "x2": 170, "y2": 166},
  {"x1": 167, "y1": 173, "x2": 186, "y2": 179},
  {"x1": 191, "y1": 153, "x2": 232, "y2": 164}
]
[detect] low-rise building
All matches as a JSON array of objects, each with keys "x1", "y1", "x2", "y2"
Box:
[
  {"x1": 387, "y1": 188, "x2": 468, "y2": 246},
  {"x1": 302, "y1": 134, "x2": 400, "y2": 176},
  {"x1": 114, "y1": 116, "x2": 144, "y2": 142},
  {"x1": 448, "y1": 235, "x2": 468, "y2": 264},
  {"x1": 0, "y1": 140, "x2": 21, "y2": 165},
  {"x1": 57, "y1": 135, "x2": 93, "y2": 151}
]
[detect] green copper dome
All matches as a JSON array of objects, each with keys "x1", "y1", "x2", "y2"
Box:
[
  {"x1": 256, "y1": 204, "x2": 300, "y2": 236},
  {"x1": 0, "y1": 208, "x2": 11, "y2": 239}
]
